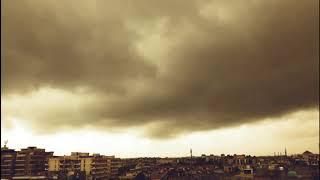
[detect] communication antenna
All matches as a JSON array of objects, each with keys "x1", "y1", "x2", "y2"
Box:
[
  {"x1": 285, "y1": 148, "x2": 287, "y2": 156},
  {"x1": 4, "y1": 140, "x2": 8, "y2": 147}
]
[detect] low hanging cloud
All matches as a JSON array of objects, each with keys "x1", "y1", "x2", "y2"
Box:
[{"x1": 1, "y1": 0, "x2": 319, "y2": 138}]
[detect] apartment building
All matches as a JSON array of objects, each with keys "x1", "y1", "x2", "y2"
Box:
[
  {"x1": 48, "y1": 153, "x2": 115, "y2": 179},
  {"x1": 89, "y1": 154, "x2": 110, "y2": 179},
  {"x1": 14, "y1": 147, "x2": 53, "y2": 177},
  {"x1": 110, "y1": 158, "x2": 122, "y2": 179},
  {"x1": 1, "y1": 146, "x2": 17, "y2": 179},
  {"x1": 48, "y1": 157, "x2": 60, "y2": 172},
  {"x1": 48, "y1": 153, "x2": 85, "y2": 178}
]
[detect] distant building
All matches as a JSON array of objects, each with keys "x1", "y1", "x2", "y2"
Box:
[
  {"x1": 156, "y1": 158, "x2": 177, "y2": 165},
  {"x1": 302, "y1": 151, "x2": 319, "y2": 166},
  {"x1": 48, "y1": 152, "x2": 115, "y2": 179},
  {"x1": 89, "y1": 154, "x2": 111, "y2": 179},
  {"x1": 234, "y1": 155, "x2": 246, "y2": 167},
  {"x1": 14, "y1": 147, "x2": 53, "y2": 178},
  {"x1": 110, "y1": 158, "x2": 122, "y2": 179},
  {"x1": 15, "y1": 147, "x2": 53, "y2": 177},
  {"x1": 223, "y1": 165, "x2": 234, "y2": 173},
  {"x1": 1, "y1": 145, "x2": 17, "y2": 179},
  {"x1": 71, "y1": 152, "x2": 90, "y2": 157},
  {"x1": 47, "y1": 157, "x2": 60, "y2": 172}
]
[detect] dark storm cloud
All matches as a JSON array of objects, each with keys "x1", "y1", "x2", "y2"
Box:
[
  {"x1": 2, "y1": 0, "x2": 319, "y2": 138},
  {"x1": 1, "y1": 0, "x2": 157, "y2": 94}
]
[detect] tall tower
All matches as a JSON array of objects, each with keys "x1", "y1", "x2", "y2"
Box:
[
  {"x1": 190, "y1": 148, "x2": 192, "y2": 158},
  {"x1": 285, "y1": 148, "x2": 287, "y2": 156}
]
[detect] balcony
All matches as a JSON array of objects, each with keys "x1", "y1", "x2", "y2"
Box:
[
  {"x1": 92, "y1": 166, "x2": 107, "y2": 170},
  {"x1": 15, "y1": 164, "x2": 26, "y2": 167},
  {"x1": 2, "y1": 155, "x2": 14, "y2": 157},
  {"x1": 16, "y1": 154, "x2": 27, "y2": 157},
  {"x1": 15, "y1": 159, "x2": 26, "y2": 162},
  {"x1": 14, "y1": 168, "x2": 26, "y2": 171},
  {"x1": 1, "y1": 164, "x2": 12, "y2": 167}
]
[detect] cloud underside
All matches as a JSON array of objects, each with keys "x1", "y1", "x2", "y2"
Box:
[{"x1": 2, "y1": 0, "x2": 319, "y2": 138}]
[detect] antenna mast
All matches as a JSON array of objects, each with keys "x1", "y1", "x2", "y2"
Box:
[{"x1": 4, "y1": 140, "x2": 8, "y2": 148}]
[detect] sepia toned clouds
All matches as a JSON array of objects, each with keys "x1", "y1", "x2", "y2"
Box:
[{"x1": 2, "y1": 0, "x2": 319, "y2": 138}]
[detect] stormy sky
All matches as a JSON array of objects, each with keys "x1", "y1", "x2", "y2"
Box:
[{"x1": 1, "y1": 0, "x2": 319, "y2": 155}]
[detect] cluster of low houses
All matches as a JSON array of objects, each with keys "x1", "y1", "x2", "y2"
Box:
[{"x1": 117, "y1": 151, "x2": 319, "y2": 179}]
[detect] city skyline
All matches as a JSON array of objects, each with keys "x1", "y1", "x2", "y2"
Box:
[
  {"x1": 1, "y1": 141, "x2": 319, "y2": 159},
  {"x1": 1, "y1": 142, "x2": 317, "y2": 158},
  {"x1": 2, "y1": 145, "x2": 318, "y2": 179},
  {"x1": 1, "y1": 0, "x2": 319, "y2": 158}
]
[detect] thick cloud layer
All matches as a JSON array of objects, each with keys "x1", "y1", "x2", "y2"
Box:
[{"x1": 2, "y1": 0, "x2": 319, "y2": 138}]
